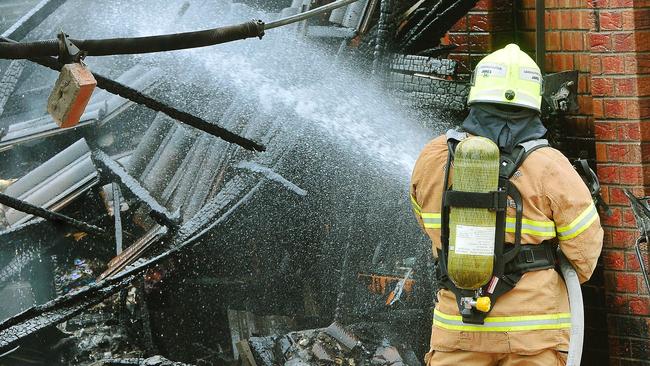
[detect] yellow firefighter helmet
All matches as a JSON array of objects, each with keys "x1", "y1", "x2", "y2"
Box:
[{"x1": 467, "y1": 44, "x2": 543, "y2": 112}]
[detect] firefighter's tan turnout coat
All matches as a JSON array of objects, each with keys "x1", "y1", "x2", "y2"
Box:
[{"x1": 410, "y1": 135, "x2": 603, "y2": 360}]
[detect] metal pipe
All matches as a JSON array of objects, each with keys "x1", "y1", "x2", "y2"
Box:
[
  {"x1": 535, "y1": 0, "x2": 545, "y2": 72},
  {"x1": 266, "y1": 0, "x2": 361, "y2": 29},
  {"x1": 558, "y1": 250, "x2": 584, "y2": 366}
]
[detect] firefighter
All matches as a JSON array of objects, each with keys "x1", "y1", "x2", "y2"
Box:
[{"x1": 410, "y1": 44, "x2": 603, "y2": 365}]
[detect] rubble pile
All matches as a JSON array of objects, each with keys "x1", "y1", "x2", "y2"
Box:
[{"x1": 244, "y1": 322, "x2": 417, "y2": 366}]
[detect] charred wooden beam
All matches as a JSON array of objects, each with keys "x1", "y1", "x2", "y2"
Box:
[
  {"x1": 0, "y1": 192, "x2": 107, "y2": 236},
  {"x1": 113, "y1": 183, "x2": 123, "y2": 254},
  {"x1": 91, "y1": 149, "x2": 179, "y2": 230}
]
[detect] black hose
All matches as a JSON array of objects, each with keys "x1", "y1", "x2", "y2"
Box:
[
  {"x1": 0, "y1": 37, "x2": 266, "y2": 152},
  {"x1": 0, "y1": 20, "x2": 265, "y2": 59}
]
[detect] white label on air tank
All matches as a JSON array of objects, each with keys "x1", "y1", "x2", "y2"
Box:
[
  {"x1": 454, "y1": 225, "x2": 495, "y2": 256},
  {"x1": 476, "y1": 63, "x2": 507, "y2": 78},
  {"x1": 520, "y1": 67, "x2": 542, "y2": 84}
]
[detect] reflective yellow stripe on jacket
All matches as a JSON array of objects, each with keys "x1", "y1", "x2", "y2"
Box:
[
  {"x1": 410, "y1": 197, "x2": 597, "y2": 240},
  {"x1": 411, "y1": 194, "x2": 441, "y2": 229},
  {"x1": 557, "y1": 203, "x2": 598, "y2": 241},
  {"x1": 433, "y1": 309, "x2": 571, "y2": 332},
  {"x1": 505, "y1": 217, "x2": 556, "y2": 238}
]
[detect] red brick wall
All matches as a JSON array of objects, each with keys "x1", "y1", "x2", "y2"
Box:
[
  {"x1": 447, "y1": 0, "x2": 650, "y2": 364},
  {"x1": 448, "y1": 0, "x2": 516, "y2": 75},
  {"x1": 591, "y1": 1, "x2": 650, "y2": 364}
]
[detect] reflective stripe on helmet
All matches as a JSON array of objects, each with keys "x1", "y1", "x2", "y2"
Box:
[
  {"x1": 433, "y1": 309, "x2": 571, "y2": 332},
  {"x1": 557, "y1": 203, "x2": 598, "y2": 241}
]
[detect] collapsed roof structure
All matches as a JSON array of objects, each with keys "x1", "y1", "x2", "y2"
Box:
[{"x1": 0, "y1": 0, "x2": 485, "y2": 365}]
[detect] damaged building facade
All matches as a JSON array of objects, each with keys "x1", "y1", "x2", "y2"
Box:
[{"x1": 0, "y1": 0, "x2": 648, "y2": 365}]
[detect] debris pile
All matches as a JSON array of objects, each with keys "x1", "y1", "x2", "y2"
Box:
[{"x1": 242, "y1": 322, "x2": 417, "y2": 366}]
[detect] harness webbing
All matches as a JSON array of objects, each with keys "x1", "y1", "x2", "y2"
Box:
[{"x1": 438, "y1": 128, "x2": 553, "y2": 325}]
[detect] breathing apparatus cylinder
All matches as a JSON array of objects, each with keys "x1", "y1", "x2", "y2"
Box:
[{"x1": 447, "y1": 137, "x2": 500, "y2": 289}]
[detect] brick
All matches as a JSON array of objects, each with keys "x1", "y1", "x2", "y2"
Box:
[
  {"x1": 622, "y1": 206, "x2": 637, "y2": 227},
  {"x1": 626, "y1": 251, "x2": 642, "y2": 271},
  {"x1": 604, "y1": 207, "x2": 624, "y2": 226},
  {"x1": 604, "y1": 99, "x2": 628, "y2": 119},
  {"x1": 563, "y1": 31, "x2": 586, "y2": 50},
  {"x1": 448, "y1": 33, "x2": 492, "y2": 53},
  {"x1": 600, "y1": 11, "x2": 623, "y2": 30},
  {"x1": 637, "y1": 31, "x2": 650, "y2": 52},
  {"x1": 613, "y1": 32, "x2": 635, "y2": 52},
  {"x1": 602, "y1": 55, "x2": 626, "y2": 74},
  {"x1": 597, "y1": 143, "x2": 608, "y2": 162},
  {"x1": 635, "y1": 9, "x2": 650, "y2": 31},
  {"x1": 606, "y1": 0, "x2": 634, "y2": 7},
  {"x1": 610, "y1": 227, "x2": 639, "y2": 248},
  {"x1": 641, "y1": 99, "x2": 650, "y2": 119},
  {"x1": 575, "y1": 53, "x2": 591, "y2": 72},
  {"x1": 591, "y1": 55, "x2": 603, "y2": 74},
  {"x1": 550, "y1": 53, "x2": 574, "y2": 70},
  {"x1": 468, "y1": 14, "x2": 489, "y2": 32},
  {"x1": 590, "y1": 33, "x2": 612, "y2": 52},
  {"x1": 617, "y1": 122, "x2": 642, "y2": 141},
  {"x1": 595, "y1": 121, "x2": 618, "y2": 140},
  {"x1": 578, "y1": 95, "x2": 594, "y2": 115},
  {"x1": 614, "y1": 78, "x2": 637, "y2": 96},
  {"x1": 626, "y1": 54, "x2": 642, "y2": 74},
  {"x1": 614, "y1": 272, "x2": 639, "y2": 293},
  {"x1": 639, "y1": 276, "x2": 649, "y2": 295},
  {"x1": 606, "y1": 293, "x2": 629, "y2": 314},
  {"x1": 593, "y1": 98, "x2": 605, "y2": 118},
  {"x1": 603, "y1": 250, "x2": 626, "y2": 270},
  {"x1": 598, "y1": 165, "x2": 620, "y2": 184},
  {"x1": 450, "y1": 16, "x2": 467, "y2": 32},
  {"x1": 578, "y1": 10, "x2": 594, "y2": 30},
  {"x1": 545, "y1": 31, "x2": 561, "y2": 51},
  {"x1": 629, "y1": 295, "x2": 650, "y2": 315},
  {"x1": 639, "y1": 76, "x2": 650, "y2": 97},
  {"x1": 547, "y1": 10, "x2": 560, "y2": 29},
  {"x1": 578, "y1": 73, "x2": 591, "y2": 93},
  {"x1": 607, "y1": 144, "x2": 641, "y2": 163},
  {"x1": 593, "y1": 77, "x2": 615, "y2": 96},
  {"x1": 609, "y1": 186, "x2": 635, "y2": 205},
  {"x1": 621, "y1": 165, "x2": 643, "y2": 185},
  {"x1": 642, "y1": 143, "x2": 650, "y2": 162}
]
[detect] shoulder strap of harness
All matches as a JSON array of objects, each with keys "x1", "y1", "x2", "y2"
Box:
[{"x1": 439, "y1": 129, "x2": 550, "y2": 324}]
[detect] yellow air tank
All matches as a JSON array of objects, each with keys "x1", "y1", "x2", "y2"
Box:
[{"x1": 447, "y1": 136, "x2": 500, "y2": 289}]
